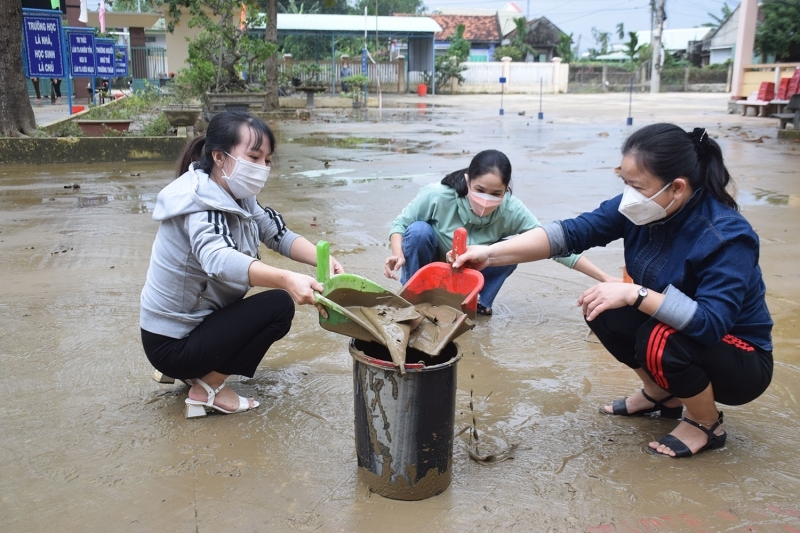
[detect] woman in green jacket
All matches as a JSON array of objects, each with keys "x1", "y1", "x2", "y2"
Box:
[{"x1": 384, "y1": 149, "x2": 615, "y2": 315}]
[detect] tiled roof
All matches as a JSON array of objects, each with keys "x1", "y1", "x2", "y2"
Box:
[{"x1": 396, "y1": 14, "x2": 502, "y2": 43}]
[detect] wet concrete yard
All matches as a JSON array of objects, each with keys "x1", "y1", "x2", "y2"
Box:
[{"x1": 1, "y1": 93, "x2": 800, "y2": 532}]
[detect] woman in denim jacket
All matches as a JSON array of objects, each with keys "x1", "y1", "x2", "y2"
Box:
[{"x1": 451, "y1": 123, "x2": 773, "y2": 458}]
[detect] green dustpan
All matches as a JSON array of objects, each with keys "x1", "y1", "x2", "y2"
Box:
[{"x1": 315, "y1": 241, "x2": 414, "y2": 344}]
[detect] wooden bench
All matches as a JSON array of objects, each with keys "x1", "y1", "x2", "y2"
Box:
[{"x1": 770, "y1": 94, "x2": 800, "y2": 130}]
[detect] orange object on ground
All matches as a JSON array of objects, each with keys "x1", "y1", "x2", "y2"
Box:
[
  {"x1": 622, "y1": 266, "x2": 633, "y2": 283},
  {"x1": 417, "y1": 83, "x2": 427, "y2": 96},
  {"x1": 400, "y1": 227, "x2": 484, "y2": 319},
  {"x1": 71, "y1": 105, "x2": 85, "y2": 114}
]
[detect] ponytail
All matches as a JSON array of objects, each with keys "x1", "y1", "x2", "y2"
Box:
[
  {"x1": 176, "y1": 136, "x2": 206, "y2": 178},
  {"x1": 441, "y1": 167, "x2": 469, "y2": 196},
  {"x1": 440, "y1": 149, "x2": 512, "y2": 197},
  {"x1": 622, "y1": 123, "x2": 738, "y2": 211},
  {"x1": 687, "y1": 127, "x2": 738, "y2": 210}
]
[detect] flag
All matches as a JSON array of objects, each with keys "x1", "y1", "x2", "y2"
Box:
[
  {"x1": 78, "y1": 0, "x2": 88, "y2": 23},
  {"x1": 99, "y1": 0, "x2": 106, "y2": 33}
]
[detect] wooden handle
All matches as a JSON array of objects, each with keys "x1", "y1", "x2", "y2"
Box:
[
  {"x1": 316, "y1": 241, "x2": 330, "y2": 285},
  {"x1": 453, "y1": 227, "x2": 467, "y2": 256}
]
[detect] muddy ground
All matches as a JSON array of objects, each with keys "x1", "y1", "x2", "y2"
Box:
[{"x1": 1, "y1": 93, "x2": 799, "y2": 532}]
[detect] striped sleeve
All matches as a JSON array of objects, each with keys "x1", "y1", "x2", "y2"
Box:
[
  {"x1": 253, "y1": 201, "x2": 300, "y2": 258},
  {"x1": 185, "y1": 210, "x2": 254, "y2": 285}
]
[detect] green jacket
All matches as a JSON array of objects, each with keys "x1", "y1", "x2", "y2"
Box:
[{"x1": 390, "y1": 183, "x2": 581, "y2": 268}]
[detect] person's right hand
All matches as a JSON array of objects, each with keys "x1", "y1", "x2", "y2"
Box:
[
  {"x1": 448, "y1": 245, "x2": 491, "y2": 270},
  {"x1": 384, "y1": 254, "x2": 405, "y2": 280},
  {"x1": 284, "y1": 272, "x2": 324, "y2": 306}
]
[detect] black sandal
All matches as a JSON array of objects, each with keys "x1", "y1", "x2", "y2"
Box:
[
  {"x1": 477, "y1": 303, "x2": 493, "y2": 316},
  {"x1": 648, "y1": 411, "x2": 727, "y2": 458},
  {"x1": 599, "y1": 389, "x2": 683, "y2": 419}
]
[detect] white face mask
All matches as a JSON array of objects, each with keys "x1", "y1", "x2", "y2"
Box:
[
  {"x1": 618, "y1": 182, "x2": 675, "y2": 225},
  {"x1": 220, "y1": 152, "x2": 270, "y2": 199}
]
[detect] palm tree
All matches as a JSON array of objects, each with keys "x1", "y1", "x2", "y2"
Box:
[
  {"x1": 510, "y1": 17, "x2": 537, "y2": 61},
  {"x1": 703, "y1": 2, "x2": 733, "y2": 30},
  {"x1": 623, "y1": 32, "x2": 645, "y2": 62}
]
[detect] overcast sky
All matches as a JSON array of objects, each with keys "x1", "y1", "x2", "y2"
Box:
[{"x1": 426, "y1": 0, "x2": 735, "y2": 54}]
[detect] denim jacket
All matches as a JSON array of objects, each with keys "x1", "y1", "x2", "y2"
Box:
[{"x1": 543, "y1": 188, "x2": 773, "y2": 351}]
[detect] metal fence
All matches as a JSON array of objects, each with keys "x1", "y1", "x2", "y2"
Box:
[{"x1": 129, "y1": 47, "x2": 168, "y2": 80}]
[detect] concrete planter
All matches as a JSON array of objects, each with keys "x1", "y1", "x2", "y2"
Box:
[
  {"x1": 206, "y1": 92, "x2": 267, "y2": 111},
  {"x1": 75, "y1": 120, "x2": 133, "y2": 137},
  {"x1": 162, "y1": 108, "x2": 202, "y2": 127}
]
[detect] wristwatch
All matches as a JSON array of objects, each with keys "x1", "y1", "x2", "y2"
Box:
[{"x1": 633, "y1": 286, "x2": 648, "y2": 309}]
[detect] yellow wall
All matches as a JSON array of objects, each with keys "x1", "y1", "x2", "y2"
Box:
[
  {"x1": 741, "y1": 64, "x2": 800, "y2": 99},
  {"x1": 162, "y1": 7, "x2": 203, "y2": 74}
]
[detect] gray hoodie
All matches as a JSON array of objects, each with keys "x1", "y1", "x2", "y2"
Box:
[{"x1": 140, "y1": 164, "x2": 299, "y2": 339}]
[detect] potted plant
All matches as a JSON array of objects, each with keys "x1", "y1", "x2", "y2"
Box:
[
  {"x1": 162, "y1": 0, "x2": 277, "y2": 112},
  {"x1": 161, "y1": 84, "x2": 202, "y2": 127},
  {"x1": 341, "y1": 74, "x2": 370, "y2": 108},
  {"x1": 298, "y1": 63, "x2": 325, "y2": 89}
]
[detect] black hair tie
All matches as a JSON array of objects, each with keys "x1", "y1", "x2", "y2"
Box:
[{"x1": 688, "y1": 127, "x2": 709, "y2": 157}]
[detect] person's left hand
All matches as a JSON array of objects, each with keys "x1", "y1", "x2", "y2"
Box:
[
  {"x1": 578, "y1": 282, "x2": 638, "y2": 321},
  {"x1": 330, "y1": 256, "x2": 344, "y2": 275}
]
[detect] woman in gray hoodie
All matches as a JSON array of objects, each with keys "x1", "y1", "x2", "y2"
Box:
[{"x1": 140, "y1": 112, "x2": 342, "y2": 418}]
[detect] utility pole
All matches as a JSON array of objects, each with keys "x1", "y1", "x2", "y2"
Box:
[
  {"x1": 526, "y1": 0, "x2": 530, "y2": 20},
  {"x1": 650, "y1": 0, "x2": 666, "y2": 94}
]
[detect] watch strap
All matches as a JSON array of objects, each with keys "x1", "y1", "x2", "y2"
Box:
[{"x1": 633, "y1": 287, "x2": 647, "y2": 309}]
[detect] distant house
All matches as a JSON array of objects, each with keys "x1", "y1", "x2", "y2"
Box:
[
  {"x1": 436, "y1": 2, "x2": 524, "y2": 38},
  {"x1": 427, "y1": 14, "x2": 503, "y2": 62},
  {"x1": 635, "y1": 27, "x2": 711, "y2": 64},
  {"x1": 700, "y1": 4, "x2": 769, "y2": 66},
  {"x1": 503, "y1": 16, "x2": 565, "y2": 62}
]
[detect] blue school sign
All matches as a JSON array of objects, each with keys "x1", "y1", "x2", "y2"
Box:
[
  {"x1": 114, "y1": 45, "x2": 128, "y2": 77},
  {"x1": 95, "y1": 38, "x2": 116, "y2": 77},
  {"x1": 22, "y1": 10, "x2": 65, "y2": 78},
  {"x1": 67, "y1": 28, "x2": 96, "y2": 77}
]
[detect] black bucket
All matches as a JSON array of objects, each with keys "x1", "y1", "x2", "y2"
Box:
[{"x1": 350, "y1": 338, "x2": 462, "y2": 501}]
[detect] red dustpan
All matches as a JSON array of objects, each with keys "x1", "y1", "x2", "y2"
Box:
[{"x1": 399, "y1": 227, "x2": 484, "y2": 319}]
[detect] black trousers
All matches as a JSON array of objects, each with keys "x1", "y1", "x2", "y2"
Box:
[
  {"x1": 587, "y1": 306, "x2": 773, "y2": 406},
  {"x1": 141, "y1": 289, "x2": 294, "y2": 380},
  {"x1": 50, "y1": 79, "x2": 61, "y2": 99}
]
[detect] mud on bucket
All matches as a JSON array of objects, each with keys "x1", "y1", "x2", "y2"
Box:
[{"x1": 350, "y1": 338, "x2": 462, "y2": 501}]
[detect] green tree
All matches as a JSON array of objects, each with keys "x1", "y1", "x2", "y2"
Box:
[
  {"x1": 492, "y1": 45, "x2": 523, "y2": 62},
  {"x1": 108, "y1": 0, "x2": 156, "y2": 12},
  {"x1": 754, "y1": 0, "x2": 800, "y2": 61},
  {"x1": 615, "y1": 22, "x2": 625, "y2": 41},
  {"x1": 157, "y1": 0, "x2": 277, "y2": 95},
  {"x1": 448, "y1": 24, "x2": 470, "y2": 63},
  {"x1": 281, "y1": 0, "x2": 348, "y2": 12},
  {"x1": 0, "y1": 0, "x2": 36, "y2": 136},
  {"x1": 623, "y1": 31, "x2": 645, "y2": 62},
  {"x1": 555, "y1": 33, "x2": 575, "y2": 63},
  {"x1": 588, "y1": 27, "x2": 611, "y2": 57},
  {"x1": 509, "y1": 17, "x2": 536, "y2": 61},
  {"x1": 702, "y1": 2, "x2": 732, "y2": 30},
  {"x1": 278, "y1": 0, "x2": 319, "y2": 13}
]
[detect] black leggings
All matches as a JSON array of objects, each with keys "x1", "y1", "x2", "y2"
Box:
[
  {"x1": 141, "y1": 289, "x2": 295, "y2": 380},
  {"x1": 51, "y1": 79, "x2": 61, "y2": 98},
  {"x1": 588, "y1": 306, "x2": 772, "y2": 406}
]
